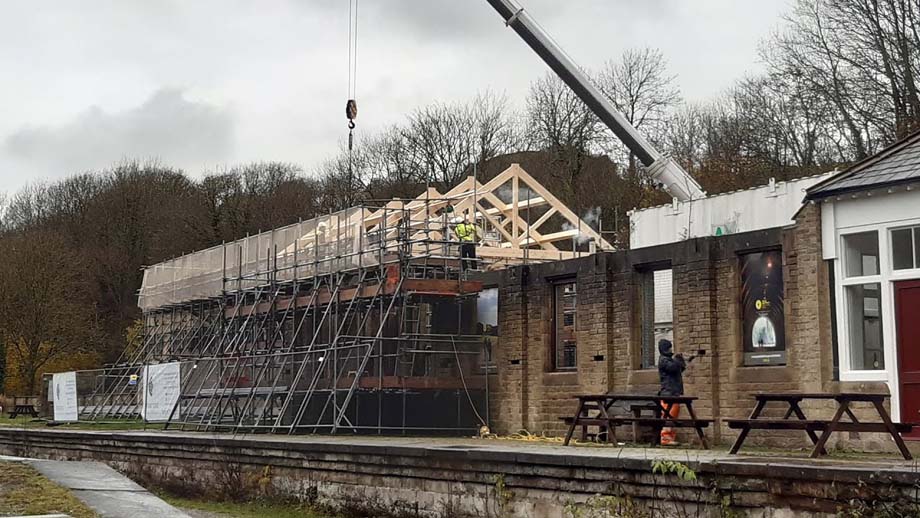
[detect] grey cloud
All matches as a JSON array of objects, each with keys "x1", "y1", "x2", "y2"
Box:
[
  {"x1": 302, "y1": 0, "x2": 493, "y2": 39},
  {"x1": 0, "y1": 0, "x2": 786, "y2": 193},
  {"x1": 3, "y1": 88, "x2": 234, "y2": 176},
  {"x1": 304, "y1": 1, "x2": 565, "y2": 42},
  {"x1": 364, "y1": 2, "x2": 501, "y2": 40},
  {"x1": 333, "y1": 1, "x2": 672, "y2": 42}
]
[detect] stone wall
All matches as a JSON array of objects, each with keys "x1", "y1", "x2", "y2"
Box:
[
  {"x1": 492, "y1": 255, "x2": 612, "y2": 435},
  {"x1": 490, "y1": 204, "x2": 896, "y2": 450},
  {"x1": 2, "y1": 429, "x2": 917, "y2": 518}
]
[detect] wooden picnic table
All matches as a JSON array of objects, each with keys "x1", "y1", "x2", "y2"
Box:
[
  {"x1": 562, "y1": 394, "x2": 711, "y2": 448},
  {"x1": 8, "y1": 404, "x2": 39, "y2": 419},
  {"x1": 727, "y1": 392, "x2": 914, "y2": 460}
]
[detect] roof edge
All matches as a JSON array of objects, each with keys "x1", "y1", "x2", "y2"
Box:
[
  {"x1": 631, "y1": 171, "x2": 833, "y2": 215},
  {"x1": 806, "y1": 129, "x2": 920, "y2": 200},
  {"x1": 805, "y1": 177, "x2": 920, "y2": 201}
]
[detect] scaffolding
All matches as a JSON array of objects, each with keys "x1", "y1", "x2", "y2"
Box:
[{"x1": 75, "y1": 165, "x2": 612, "y2": 435}]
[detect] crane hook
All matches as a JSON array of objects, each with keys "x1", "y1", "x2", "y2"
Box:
[
  {"x1": 346, "y1": 99, "x2": 357, "y2": 123},
  {"x1": 346, "y1": 99, "x2": 357, "y2": 150}
]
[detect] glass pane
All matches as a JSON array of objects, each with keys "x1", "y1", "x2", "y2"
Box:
[
  {"x1": 476, "y1": 288, "x2": 498, "y2": 331},
  {"x1": 639, "y1": 272, "x2": 655, "y2": 369},
  {"x1": 476, "y1": 288, "x2": 499, "y2": 370},
  {"x1": 653, "y1": 270, "x2": 673, "y2": 325},
  {"x1": 915, "y1": 228, "x2": 920, "y2": 268},
  {"x1": 846, "y1": 283, "x2": 884, "y2": 370},
  {"x1": 554, "y1": 282, "x2": 577, "y2": 370},
  {"x1": 892, "y1": 229, "x2": 914, "y2": 270},
  {"x1": 843, "y1": 232, "x2": 879, "y2": 277},
  {"x1": 639, "y1": 269, "x2": 672, "y2": 369},
  {"x1": 652, "y1": 269, "x2": 673, "y2": 366}
]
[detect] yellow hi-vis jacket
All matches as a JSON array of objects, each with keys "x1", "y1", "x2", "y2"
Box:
[{"x1": 454, "y1": 222, "x2": 478, "y2": 242}]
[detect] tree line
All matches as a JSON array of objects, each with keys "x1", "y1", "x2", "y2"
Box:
[{"x1": 2, "y1": 0, "x2": 920, "y2": 394}]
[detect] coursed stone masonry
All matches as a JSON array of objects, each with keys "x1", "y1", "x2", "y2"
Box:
[{"x1": 490, "y1": 204, "x2": 896, "y2": 451}]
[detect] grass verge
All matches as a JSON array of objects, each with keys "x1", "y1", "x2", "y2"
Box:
[
  {"x1": 0, "y1": 416, "x2": 166, "y2": 430},
  {"x1": 160, "y1": 494, "x2": 337, "y2": 518},
  {"x1": 0, "y1": 460, "x2": 97, "y2": 518}
]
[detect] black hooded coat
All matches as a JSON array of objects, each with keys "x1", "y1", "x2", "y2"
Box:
[{"x1": 657, "y1": 339, "x2": 686, "y2": 396}]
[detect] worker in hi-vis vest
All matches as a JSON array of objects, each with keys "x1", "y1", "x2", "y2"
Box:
[{"x1": 453, "y1": 215, "x2": 480, "y2": 272}]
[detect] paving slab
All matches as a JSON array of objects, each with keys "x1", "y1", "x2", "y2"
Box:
[{"x1": 3, "y1": 456, "x2": 189, "y2": 518}]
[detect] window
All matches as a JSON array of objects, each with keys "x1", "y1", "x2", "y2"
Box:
[
  {"x1": 891, "y1": 226, "x2": 920, "y2": 270},
  {"x1": 639, "y1": 269, "x2": 673, "y2": 369},
  {"x1": 845, "y1": 283, "x2": 884, "y2": 370},
  {"x1": 843, "y1": 231, "x2": 879, "y2": 277},
  {"x1": 477, "y1": 288, "x2": 499, "y2": 372},
  {"x1": 839, "y1": 231, "x2": 884, "y2": 372},
  {"x1": 552, "y1": 281, "x2": 577, "y2": 371}
]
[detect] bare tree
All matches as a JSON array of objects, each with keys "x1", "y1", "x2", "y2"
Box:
[
  {"x1": 402, "y1": 102, "x2": 469, "y2": 189},
  {"x1": 734, "y1": 74, "x2": 839, "y2": 173},
  {"x1": 525, "y1": 73, "x2": 603, "y2": 191},
  {"x1": 0, "y1": 192, "x2": 8, "y2": 233},
  {"x1": 661, "y1": 67, "x2": 842, "y2": 194},
  {"x1": 766, "y1": 0, "x2": 920, "y2": 159},
  {"x1": 316, "y1": 144, "x2": 372, "y2": 212},
  {"x1": 662, "y1": 103, "x2": 707, "y2": 175},
  {"x1": 361, "y1": 127, "x2": 425, "y2": 200},
  {"x1": 828, "y1": 0, "x2": 920, "y2": 137},
  {"x1": 0, "y1": 192, "x2": 6, "y2": 391},
  {"x1": 4, "y1": 183, "x2": 53, "y2": 230},
  {"x1": 401, "y1": 91, "x2": 517, "y2": 190},
  {"x1": 597, "y1": 47, "x2": 681, "y2": 173},
  {"x1": 0, "y1": 230, "x2": 98, "y2": 394},
  {"x1": 471, "y1": 91, "x2": 521, "y2": 166},
  {"x1": 200, "y1": 162, "x2": 320, "y2": 240},
  {"x1": 526, "y1": 73, "x2": 602, "y2": 152}
]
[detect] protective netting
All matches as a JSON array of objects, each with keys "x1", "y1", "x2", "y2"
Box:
[
  {"x1": 39, "y1": 333, "x2": 489, "y2": 433},
  {"x1": 139, "y1": 207, "x2": 386, "y2": 310}
]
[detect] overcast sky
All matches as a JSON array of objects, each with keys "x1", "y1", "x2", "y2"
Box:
[{"x1": 0, "y1": 1, "x2": 789, "y2": 194}]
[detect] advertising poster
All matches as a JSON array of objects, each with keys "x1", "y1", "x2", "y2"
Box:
[
  {"x1": 52, "y1": 371, "x2": 79, "y2": 422},
  {"x1": 140, "y1": 362, "x2": 182, "y2": 422},
  {"x1": 740, "y1": 250, "x2": 786, "y2": 365}
]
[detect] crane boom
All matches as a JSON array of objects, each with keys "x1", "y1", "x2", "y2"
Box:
[{"x1": 485, "y1": 0, "x2": 705, "y2": 202}]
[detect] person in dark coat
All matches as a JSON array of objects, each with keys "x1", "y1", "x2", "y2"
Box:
[
  {"x1": 658, "y1": 339, "x2": 686, "y2": 396},
  {"x1": 657, "y1": 339, "x2": 686, "y2": 445}
]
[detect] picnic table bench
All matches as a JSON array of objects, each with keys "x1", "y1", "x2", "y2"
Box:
[
  {"x1": 727, "y1": 392, "x2": 914, "y2": 460},
  {"x1": 562, "y1": 394, "x2": 712, "y2": 448},
  {"x1": 8, "y1": 403, "x2": 39, "y2": 419}
]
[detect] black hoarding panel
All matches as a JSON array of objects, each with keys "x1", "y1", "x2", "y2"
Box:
[{"x1": 741, "y1": 250, "x2": 786, "y2": 366}]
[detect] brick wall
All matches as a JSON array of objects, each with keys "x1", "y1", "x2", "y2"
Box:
[{"x1": 489, "y1": 204, "x2": 895, "y2": 450}]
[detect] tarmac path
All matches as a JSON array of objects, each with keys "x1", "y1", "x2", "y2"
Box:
[{"x1": 1, "y1": 455, "x2": 189, "y2": 518}]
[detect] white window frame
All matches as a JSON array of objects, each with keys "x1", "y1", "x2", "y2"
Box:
[
  {"x1": 889, "y1": 224, "x2": 920, "y2": 278},
  {"x1": 832, "y1": 206, "x2": 920, "y2": 423},
  {"x1": 835, "y1": 227, "x2": 890, "y2": 382},
  {"x1": 638, "y1": 267, "x2": 674, "y2": 370}
]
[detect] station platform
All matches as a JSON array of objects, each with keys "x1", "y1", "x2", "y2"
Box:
[{"x1": 0, "y1": 428, "x2": 917, "y2": 517}]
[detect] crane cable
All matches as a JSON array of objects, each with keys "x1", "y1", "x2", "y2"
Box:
[{"x1": 345, "y1": 0, "x2": 359, "y2": 151}]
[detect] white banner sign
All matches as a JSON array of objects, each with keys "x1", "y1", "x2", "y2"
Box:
[
  {"x1": 140, "y1": 362, "x2": 181, "y2": 422},
  {"x1": 52, "y1": 371, "x2": 78, "y2": 422}
]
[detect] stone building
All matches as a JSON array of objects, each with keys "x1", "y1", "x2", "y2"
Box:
[
  {"x1": 808, "y1": 131, "x2": 920, "y2": 436},
  {"x1": 485, "y1": 136, "x2": 920, "y2": 448},
  {"x1": 486, "y1": 211, "x2": 836, "y2": 445}
]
